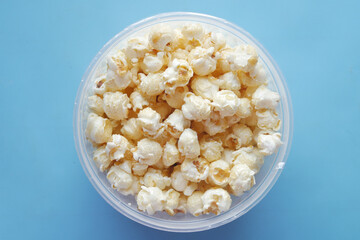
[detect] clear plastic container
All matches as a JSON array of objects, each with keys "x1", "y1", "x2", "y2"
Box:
[{"x1": 73, "y1": 12, "x2": 293, "y2": 232}]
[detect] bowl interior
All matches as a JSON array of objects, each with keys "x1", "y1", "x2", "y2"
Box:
[{"x1": 74, "y1": 12, "x2": 293, "y2": 232}]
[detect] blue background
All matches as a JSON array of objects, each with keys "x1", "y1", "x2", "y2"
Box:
[{"x1": 1, "y1": 0, "x2": 359, "y2": 239}]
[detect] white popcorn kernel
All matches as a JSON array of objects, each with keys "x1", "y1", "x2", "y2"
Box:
[
  {"x1": 107, "y1": 164, "x2": 134, "y2": 192},
  {"x1": 141, "y1": 52, "x2": 164, "y2": 74},
  {"x1": 105, "y1": 134, "x2": 131, "y2": 161},
  {"x1": 200, "y1": 136, "x2": 223, "y2": 162},
  {"x1": 174, "y1": 194, "x2": 188, "y2": 214},
  {"x1": 255, "y1": 130, "x2": 282, "y2": 155},
  {"x1": 208, "y1": 160, "x2": 230, "y2": 187},
  {"x1": 188, "y1": 46, "x2": 217, "y2": 76},
  {"x1": 212, "y1": 90, "x2": 240, "y2": 117},
  {"x1": 106, "y1": 51, "x2": 132, "y2": 90},
  {"x1": 232, "y1": 146, "x2": 264, "y2": 173},
  {"x1": 122, "y1": 176, "x2": 142, "y2": 196},
  {"x1": 187, "y1": 191, "x2": 204, "y2": 216},
  {"x1": 163, "y1": 86, "x2": 189, "y2": 109},
  {"x1": 120, "y1": 118, "x2": 143, "y2": 141},
  {"x1": 202, "y1": 111, "x2": 228, "y2": 136},
  {"x1": 93, "y1": 75, "x2": 107, "y2": 95},
  {"x1": 103, "y1": 91, "x2": 131, "y2": 120},
  {"x1": 133, "y1": 138, "x2": 163, "y2": 165},
  {"x1": 164, "y1": 109, "x2": 191, "y2": 138},
  {"x1": 225, "y1": 124, "x2": 253, "y2": 149},
  {"x1": 184, "y1": 182, "x2": 198, "y2": 196},
  {"x1": 240, "y1": 110, "x2": 258, "y2": 127},
  {"x1": 136, "y1": 186, "x2": 166, "y2": 215},
  {"x1": 164, "y1": 189, "x2": 180, "y2": 216},
  {"x1": 236, "y1": 98, "x2": 252, "y2": 118},
  {"x1": 252, "y1": 85, "x2": 280, "y2": 110},
  {"x1": 132, "y1": 162, "x2": 148, "y2": 176},
  {"x1": 124, "y1": 37, "x2": 149, "y2": 59},
  {"x1": 181, "y1": 23, "x2": 205, "y2": 42},
  {"x1": 150, "y1": 101, "x2": 172, "y2": 120},
  {"x1": 181, "y1": 92, "x2": 212, "y2": 121},
  {"x1": 249, "y1": 63, "x2": 267, "y2": 85},
  {"x1": 225, "y1": 114, "x2": 242, "y2": 126},
  {"x1": 93, "y1": 145, "x2": 112, "y2": 172},
  {"x1": 149, "y1": 25, "x2": 175, "y2": 51},
  {"x1": 178, "y1": 128, "x2": 200, "y2": 159},
  {"x1": 162, "y1": 138, "x2": 180, "y2": 167},
  {"x1": 163, "y1": 59, "x2": 193, "y2": 94},
  {"x1": 171, "y1": 48, "x2": 189, "y2": 60},
  {"x1": 137, "y1": 107, "x2": 162, "y2": 136},
  {"x1": 85, "y1": 113, "x2": 112, "y2": 144},
  {"x1": 88, "y1": 95, "x2": 104, "y2": 116},
  {"x1": 142, "y1": 168, "x2": 171, "y2": 190},
  {"x1": 256, "y1": 109, "x2": 281, "y2": 131},
  {"x1": 229, "y1": 163, "x2": 255, "y2": 196},
  {"x1": 202, "y1": 188, "x2": 232, "y2": 215},
  {"x1": 190, "y1": 76, "x2": 219, "y2": 100},
  {"x1": 221, "y1": 45, "x2": 258, "y2": 72},
  {"x1": 203, "y1": 32, "x2": 226, "y2": 51},
  {"x1": 217, "y1": 72, "x2": 241, "y2": 91},
  {"x1": 130, "y1": 91, "x2": 149, "y2": 112},
  {"x1": 138, "y1": 73, "x2": 164, "y2": 96},
  {"x1": 222, "y1": 148, "x2": 234, "y2": 165},
  {"x1": 171, "y1": 166, "x2": 188, "y2": 192},
  {"x1": 181, "y1": 157, "x2": 209, "y2": 183}
]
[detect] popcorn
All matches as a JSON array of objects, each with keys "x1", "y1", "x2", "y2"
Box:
[
  {"x1": 163, "y1": 59, "x2": 193, "y2": 94},
  {"x1": 164, "y1": 109, "x2": 191, "y2": 138},
  {"x1": 188, "y1": 46, "x2": 217, "y2": 76},
  {"x1": 120, "y1": 118, "x2": 143, "y2": 141},
  {"x1": 162, "y1": 138, "x2": 180, "y2": 167},
  {"x1": 142, "y1": 168, "x2": 171, "y2": 190},
  {"x1": 190, "y1": 76, "x2": 219, "y2": 100},
  {"x1": 181, "y1": 157, "x2": 209, "y2": 182},
  {"x1": 103, "y1": 92, "x2": 131, "y2": 120},
  {"x1": 202, "y1": 188, "x2": 232, "y2": 215},
  {"x1": 136, "y1": 186, "x2": 166, "y2": 215},
  {"x1": 138, "y1": 73, "x2": 164, "y2": 96},
  {"x1": 212, "y1": 90, "x2": 240, "y2": 117},
  {"x1": 86, "y1": 23, "x2": 283, "y2": 217},
  {"x1": 229, "y1": 163, "x2": 255, "y2": 196},
  {"x1": 93, "y1": 145, "x2": 112, "y2": 172},
  {"x1": 105, "y1": 134, "x2": 131, "y2": 161},
  {"x1": 133, "y1": 138, "x2": 163, "y2": 165},
  {"x1": 130, "y1": 91, "x2": 149, "y2": 112},
  {"x1": 187, "y1": 191, "x2": 204, "y2": 216},
  {"x1": 256, "y1": 109, "x2": 281, "y2": 131},
  {"x1": 182, "y1": 92, "x2": 212, "y2": 121},
  {"x1": 178, "y1": 128, "x2": 200, "y2": 159},
  {"x1": 207, "y1": 160, "x2": 230, "y2": 187},
  {"x1": 85, "y1": 113, "x2": 112, "y2": 144},
  {"x1": 255, "y1": 130, "x2": 282, "y2": 155},
  {"x1": 88, "y1": 95, "x2": 104, "y2": 116},
  {"x1": 200, "y1": 136, "x2": 223, "y2": 162},
  {"x1": 137, "y1": 107, "x2": 162, "y2": 136},
  {"x1": 232, "y1": 146, "x2": 264, "y2": 173},
  {"x1": 149, "y1": 25, "x2": 174, "y2": 51},
  {"x1": 252, "y1": 85, "x2": 280, "y2": 110}
]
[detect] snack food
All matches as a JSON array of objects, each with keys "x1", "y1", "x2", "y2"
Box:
[{"x1": 85, "y1": 23, "x2": 282, "y2": 216}]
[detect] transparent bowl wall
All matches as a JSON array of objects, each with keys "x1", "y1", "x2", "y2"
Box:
[{"x1": 73, "y1": 12, "x2": 293, "y2": 232}]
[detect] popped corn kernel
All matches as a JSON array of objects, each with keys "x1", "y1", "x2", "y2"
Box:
[
  {"x1": 188, "y1": 46, "x2": 217, "y2": 76},
  {"x1": 124, "y1": 37, "x2": 149, "y2": 60},
  {"x1": 232, "y1": 146, "x2": 264, "y2": 173},
  {"x1": 224, "y1": 123, "x2": 253, "y2": 149},
  {"x1": 171, "y1": 166, "x2": 197, "y2": 196},
  {"x1": 142, "y1": 168, "x2": 171, "y2": 190},
  {"x1": 141, "y1": 52, "x2": 165, "y2": 74},
  {"x1": 229, "y1": 163, "x2": 255, "y2": 196},
  {"x1": 130, "y1": 91, "x2": 149, "y2": 112},
  {"x1": 255, "y1": 130, "x2": 282, "y2": 155},
  {"x1": 138, "y1": 73, "x2": 164, "y2": 96},
  {"x1": 93, "y1": 75, "x2": 106, "y2": 95},
  {"x1": 181, "y1": 23, "x2": 205, "y2": 42},
  {"x1": 217, "y1": 72, "x2": 241, "y2": 91},
  {"x1": 107, "y1": 164, "x2": 134, "y2": 192},
  {"x1": 137, "y1": 107, "x2": 162, "y2": 136},
  {"x1": 162, "y1": 138, "x2": 180, "y2": 167},
  {"x1": 200, "y1": 136, "x2": 224, "y2": 162},
  {"x1": 106, "y1": 50, "x2": 132, "y2": 90},
  {"x1": 133, "y1": 138, "x2": 163, "y2": 165},
  {"x1": 190, "y1": 76, "x2": 219, "y2": 100},
  {"x1": 252, "y1": 85, "x2": 280, "y2": 110},
  {"x1": 150, "y1": 100, "x2": 172, "y2": 120},
  {"x1": 162, "y1": 86, "x2": 189, "y2": 109},
  {"x1": 208, "y1": 160, "x2": 230, "y2": 187},
  {"x1": 236, "y1": 98, "x2": 252, "y2": 118},
  {"x1": 105, "y1": 134, "x2": 131, "y2": 161},
  {"x1": 203, "y1": 32, "x2": 226, "y2": 51},
  {"x1": 202, "y1": 111, "x2": 228, "y2": 136},
  {"x1": 86, "y1": 113, "x2": 112, "y2": 144},
  {"x1": 202, "y1": 188, "x2": 232, "y2": 215},
  {"x1": 148, "y1": 25, "x2": 175, "y2": 51},
  {"x1": 136, "y1": 186, "x2": 166, "y2": 215},
  {"x1": 88, "y1": 95, "x2": 104, "y2": 116},
  {"x1": 163, "y1": 59, "x2": 193, "y2": 94},
  {"x1": 256, "y1": 109, "x2": 281, "y2": 131},
  {"x1": 164, "y1": 189, "x2": 180, "y2": 216},
  {"x1": 132, "y1": 162, "x2": 148, "y2": 176},
  {"x1": 212, "y1": 90, "x2": 240, "y2": 117},
  {"x1": 187, "y1": 191, "x2": 204, "y2": 216},
  {"x1": 120, "y1": 118, "x2": 143, "y2": 141},
  {"x1": 181, "y1": 92, "x2": 212, "y2": 121},
  {"x1": 93, "y1": 145, "x2": 112, "y2": 172},
  {"x1": 103, "y1": 91, "x2": 131, "y2": 120},
  {"x1": 181, "y1": 157, "x2": 209, "y2": 183},
  {"x1": 178, "y1": 128, "x2": 200, "y2": 159},
  {"x1": 164, "y1": 109, "x2": 191, "y2": 138}
]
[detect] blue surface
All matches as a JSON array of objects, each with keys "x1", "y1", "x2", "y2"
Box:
[{"x1": 1, "y1": 0, "x2": 359, "y2": 239}]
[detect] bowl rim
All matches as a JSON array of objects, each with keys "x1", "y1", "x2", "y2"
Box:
[{"x1": 73, "y1": 11, "x2": 293, "y2": 232}]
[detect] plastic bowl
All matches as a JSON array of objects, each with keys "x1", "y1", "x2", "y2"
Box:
[{"x1": 73, "y1": 12, "x2": 293, "y2": 232}]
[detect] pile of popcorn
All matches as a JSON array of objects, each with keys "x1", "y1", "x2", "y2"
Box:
[{"x1": 85, "y1": 23, "x2": 282, "y2": 216}]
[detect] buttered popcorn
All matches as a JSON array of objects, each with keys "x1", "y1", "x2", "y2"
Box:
[{"x1": 85, "y1": 23, "x2": 283, "y2": 216}]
